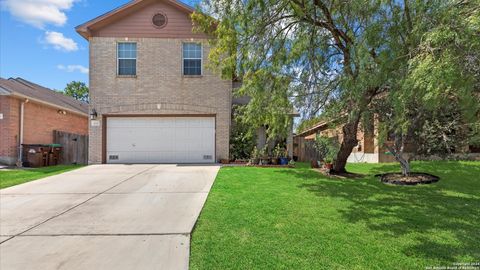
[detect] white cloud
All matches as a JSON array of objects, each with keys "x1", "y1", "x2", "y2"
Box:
[
  {"x1": 57, "y1": 64, "x2": 88, "y2": 74},
  {"x1": 44, "y1": 31, "x2": 78, "y2": 51},
  {"x1": 2, "y1": 0, "x2": 77, "y2": 28}
]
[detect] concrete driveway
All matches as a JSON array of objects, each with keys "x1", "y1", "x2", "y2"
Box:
[{"x1": 0, "y1": 164, "x2": 220, "y2": 270}]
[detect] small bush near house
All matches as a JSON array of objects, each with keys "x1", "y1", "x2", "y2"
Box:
[
  {"x1": 230, "y1": 128, "x2": 256, "y2": 160},
  {"x1": 230, "y1": 107, "x2": 257, "y2": 161},
  {"x1": 313, "y1": 135, "x2": 340, "y2": 163}
]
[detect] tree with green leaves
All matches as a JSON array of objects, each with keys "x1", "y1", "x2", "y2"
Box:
[
  {"x1": 64, "y1": 81, "x2": 89, "y2": 103},
  {"x1": 373, "y1": 0, "x2": 480, "y2": 176},
  {"x1": 192, "y1": 0, "x2": 479, "y2": 174}
]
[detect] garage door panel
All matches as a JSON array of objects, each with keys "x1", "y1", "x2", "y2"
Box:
[
  {"x1": 107, "y1": 117, "x2": 215, "y2": 164},
  {"x1": 201, "y1": 128, "x2": 215, "y2": 141},
  {"x1": 107, "y1": 129, "x2": 134, "y2": 152}
]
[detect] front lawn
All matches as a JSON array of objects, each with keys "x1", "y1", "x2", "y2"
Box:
[
  {"x1": 190, "y1": 161, "x2": 480, "y2": 269},
  {"x1": 0, "y1": 165, "x2": 83, "y2": 189}
]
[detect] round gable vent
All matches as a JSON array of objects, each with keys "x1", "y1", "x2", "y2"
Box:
[{"x1": 152, "y1": 13, "x2": 167, "y2": 28}]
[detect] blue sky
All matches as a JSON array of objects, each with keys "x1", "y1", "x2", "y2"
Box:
[{"x1": 0, "y1": 0, "x2": 199, "y2": 91}]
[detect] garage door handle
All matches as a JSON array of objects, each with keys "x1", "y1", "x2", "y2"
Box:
[{"x1": 132, "y1": 144, "x2": 136, "y2": 147}]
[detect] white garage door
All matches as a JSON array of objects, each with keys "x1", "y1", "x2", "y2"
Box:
[{"x1": 106, "y1": 117, "x2": 215, "y2": 164}]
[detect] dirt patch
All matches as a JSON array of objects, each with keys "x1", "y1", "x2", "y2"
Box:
[
  {"x1": 376, "y1": 173, "x2": 440, "y2": 185},
  {"x1": 222, "y1": 164, "x2": 294, "y2": 168},
  {"x1": 314, "y1": 168, "x2": 366, "y2": 179}
]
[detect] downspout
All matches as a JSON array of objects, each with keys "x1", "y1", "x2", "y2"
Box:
[{"x1": 16, "y1": 99, "x2": 29, "y2": 167}]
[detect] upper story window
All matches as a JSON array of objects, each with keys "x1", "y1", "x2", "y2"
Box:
[
  {"x1": 117, "y1": 42, "x2": 137, "y2": 76},
  {"x1": 183, "y1": 43, "x2": 202, "y2": 76}
]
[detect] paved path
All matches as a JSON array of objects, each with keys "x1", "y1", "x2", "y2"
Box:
[{"x1": 0, "y1": 164, "x2": 220, "y2": 270}]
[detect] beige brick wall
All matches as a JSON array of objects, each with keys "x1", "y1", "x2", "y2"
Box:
[{"x1": 89, "y1": 37, "x2": 232, "y2": 164}]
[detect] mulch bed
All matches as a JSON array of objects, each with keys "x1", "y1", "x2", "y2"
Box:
[
  {"x1": 250, "y1": 165, "x2": 295, "y2": 168},
  {"x1": 375, "y1": 172, "x2": 440, "y2": 185}
]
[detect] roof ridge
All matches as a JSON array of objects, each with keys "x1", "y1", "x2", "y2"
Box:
[{"x1": 9, "y1": 77, "x2": 36, "y2": 89}]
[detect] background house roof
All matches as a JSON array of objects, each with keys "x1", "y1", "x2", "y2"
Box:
[
  {"x1": 295, "y1": 120, "x2": 331, "y2": 138},
  {"x1": 0, "y1": 77, "x2": 88, "y2": 116}
]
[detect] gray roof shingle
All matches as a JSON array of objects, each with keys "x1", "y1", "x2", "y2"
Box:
[{"x1": 0, "y1": 77, "x2": 88, "y2": 115}]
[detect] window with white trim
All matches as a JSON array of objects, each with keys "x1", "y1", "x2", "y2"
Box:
[
  {"x1": 117, "y1": 42, "x2": 137, "y2": 76},
  {"x1": 183, "y1": 43, "x2": 202, "y2": 76}
]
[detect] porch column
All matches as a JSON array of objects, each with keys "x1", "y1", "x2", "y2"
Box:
[{"x1": 287, "y1": 119, "x2": 294, "y2": 158}]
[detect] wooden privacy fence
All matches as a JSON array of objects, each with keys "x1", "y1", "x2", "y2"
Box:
[
  {"x1": 294, "y1": 137, "x2": 322, "y2": 162},
  {"x1": 53, "y1": 131, "x2": 88, "y2": 165}
]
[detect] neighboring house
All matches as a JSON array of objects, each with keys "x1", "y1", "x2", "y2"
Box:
[
  {"x1": 294, "y1": 118, "x2": 480, "y2": 163},
  {"x1": 294, "y1": 118, "x2": 386, "y2": 163},
  {"x1": 0, "y1": 78, "x2": 89, "y2": 166},
  {"x1": 76, "y1": 0, "x2": 296, "y2": 164}
]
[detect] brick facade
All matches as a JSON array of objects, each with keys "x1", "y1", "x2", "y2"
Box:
[
  {"x1": 88, "y1": 37, "x2": 232, "y2": 164},
  {"x1": 0, "y1": 96, "x2": 88, "y2": 165}
]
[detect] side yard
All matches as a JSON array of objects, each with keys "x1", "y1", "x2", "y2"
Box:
[
  {"x1": 0, "y1": 165, "x2": 83, "y2": 189},
  {"x1": 190, "y1": 161, "x2": 480, "y2": 269}
]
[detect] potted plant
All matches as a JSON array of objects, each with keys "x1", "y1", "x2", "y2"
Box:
[
  {"x1": 271, "y1": 145, "x2": 282, "y2": 165},
  {"x1": 324, "y1": 158, "x2": 334, "y2": 170},
  {"x1": 323, "y1": 140, "x2": 340, "y2": 171},
  {"x1": 279, "y1": 148, "x2": 289, "y2": 165},
  {"x1": 313, "y1": 135, "x2": 329, "y2": 168},
  {"x1": 260, "y1": 146, "x2": 270, "y2": 165},
  {"x1": 250, "y1": 146, "x2": 260, "y2": 165}
]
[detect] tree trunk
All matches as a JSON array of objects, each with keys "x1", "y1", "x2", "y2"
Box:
[
  {"x1": 386, "y1": 145, "x2": 411, "y2": 177},
  {"x1": 333, "y1": 118, "x2": 360, "y2": 173},
  {"x1": 332, "y1": 87, "x2": 379, "y2": 174},
  {"x1": 401, "y1": 160, "x2": 411, "y2": 176},
  {"x1": 395, "y1": 153, "x2": 411, "y2": 177}
]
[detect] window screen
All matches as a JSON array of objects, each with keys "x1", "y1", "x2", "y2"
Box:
[
  {"x1": 183, "y1": 43, "x2": 202, "y2": 76},
  {"x1": 118, "y1": 43, "x2": 137, "y2": 76}
]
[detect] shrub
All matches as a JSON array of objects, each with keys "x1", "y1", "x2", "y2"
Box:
[
  {"x1": 273, "y1": 144, "x2": 286, "y2": 158},
  {"x1": 230, "y1": 114, "x2": 256, "y2": 160},
  {"x1": 314, "y1": 135, "x2": 340, "y2": 163}
]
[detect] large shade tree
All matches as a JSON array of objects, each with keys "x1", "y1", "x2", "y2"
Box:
[
  {"x1": 192, "y1": 0, "x2": 479, "y2": 173},
  {"x1": 373, "y1": 1, "x2": 480, "y2": 176}
]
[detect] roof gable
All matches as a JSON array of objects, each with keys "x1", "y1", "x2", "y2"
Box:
[{"x1": 76, "y1": 0, "x2": 205, "y2": 39}]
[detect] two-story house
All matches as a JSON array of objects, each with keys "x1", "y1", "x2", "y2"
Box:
[
  {"x1": 76, "y1": 0, "x2": 232, "y2": 164},
  {"x1": 77, "y1": 0, "x2": 297, "y2": 164}
]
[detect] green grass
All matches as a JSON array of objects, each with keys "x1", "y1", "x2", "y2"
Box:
[
  {"x1": 0, "y1": 165, "x2": 83, "y2": 189},
  {"x1": 190, "y1": 161, "x2": 480, "y2": 269}
]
